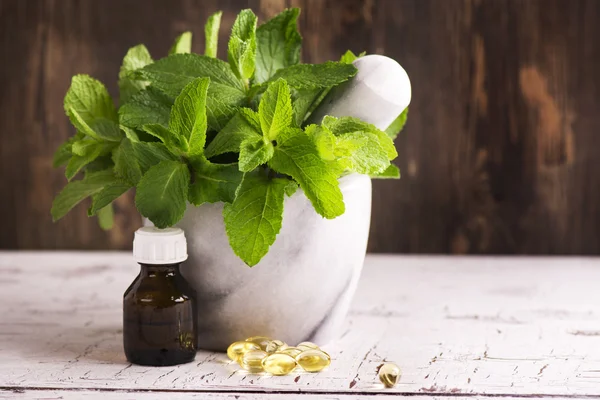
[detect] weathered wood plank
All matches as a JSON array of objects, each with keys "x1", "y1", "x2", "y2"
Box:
[
  {"x1": 0, "y1": 253, "x2": 599, "y2": 396},
  {"x1": 1, "y1": 0, "x2": 600, "y2": 254},
  {"x1": 5, "y1": 390, "x2": 569, "y2": 400},
  {"x1": 1, "y1": 390, "x2": 582, "y2": 400}
]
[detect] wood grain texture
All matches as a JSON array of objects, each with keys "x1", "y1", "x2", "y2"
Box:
[
  {"x1": 2, "y1": 252, "x2": 600, "y2": 397},
  {"x1": 1, "y1": 0, "x2": 599, "y2": 253}
]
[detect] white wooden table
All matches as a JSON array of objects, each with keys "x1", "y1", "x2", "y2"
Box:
[{"x1": 0, "y1": 252, "x2": 599, "y2": 399}]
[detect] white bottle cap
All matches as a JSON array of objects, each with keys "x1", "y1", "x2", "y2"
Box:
[{"x1": 133, "y1": 227, "x2": 188, "y2": 264}]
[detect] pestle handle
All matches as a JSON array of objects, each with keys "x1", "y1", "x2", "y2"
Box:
[{"x1": 308, "y1": 54, "x2": 411, "y2": 131}]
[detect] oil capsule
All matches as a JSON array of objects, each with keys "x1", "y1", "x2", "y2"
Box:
[
  {"x1": 262, "y1": 353, "x2": 297, "y2": 375},
  {"x1": 265, "y1": 339, "x2": 287, "y2": 353},
  {"x1": 278, "y1": 347, "x2": 302, "y2": 358},
  {"x1": 296, "y1": 341, "x2": 319, "y2": 351},
  {"x1": 296, "y1": 349, "x2": 331, "y2": 372},
  {"x1": 245, "y1": 336, "x2": 273, "y2": 351},
  {"x1": 227, "y1": 341, "x2": 261, "y2": 361},
  {"x1": 378, "y1": 363, "x2": 401, "y2": 388},
  {"x1": 239, "y1": 349, "x2": 268, "y2": 372}
]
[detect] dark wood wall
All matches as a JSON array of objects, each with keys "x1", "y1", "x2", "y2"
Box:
[{"x1": 1, "y1": 0, "x2": 599, "y2": 254}]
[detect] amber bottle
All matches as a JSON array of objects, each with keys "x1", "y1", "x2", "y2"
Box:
[{"x1": 123, "y1": 227, "x2": 197, "y2": 366}]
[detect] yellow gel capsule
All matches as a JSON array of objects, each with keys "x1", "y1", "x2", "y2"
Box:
[
  {"x1": 278, "y1": 347, "x2": 302, "y2": 358},
  {"x1": 239, "y1": 350, "x2": 268, "y2": 372},
  {"x1": 227, "y1": 341, "x2": 261, "y2": 361},
  {"x1": 265, "y1": 339, "x2": 287, "y2": 353},
  {"x1": 296, "y1": 349, "x2": 331, "y2": 372},
  {"x1": 296, "y1": 341, "x2": 319, "y2": 351},
  {"x1": 261, "y1": 353, "x2": 297, "y2": 375},
  {"x1": 378, "y1": 363, "x2": 401, "y2": 388},
  {"x1": 245, "y1": 336, "x2": 273, "y2": 351}
]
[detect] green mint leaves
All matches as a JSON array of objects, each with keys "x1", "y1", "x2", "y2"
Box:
[
  {"x1": 52, "y1": 7, "x2": 408, "y2": 266},
  {"x1": 269, "y1": 128, "x2": 345, "y2": 219},
  {"x1": 169, "y1": 77, "x2": 209, "y2": 157},
  {"x1": 169, "y1": 32, "x2": 192, "y2": 55},
  {"x1": 385, "y1": 107, "x2": 409, "y2": 139},
  {"x1": 204, "y1": 11, "x2": 222, "y2": 58},
  {"x1": 64, "y1": 75, "x2": 121, "y2": 142},
  {"x1": 224, "y1": 172, "x2": 290, "y2": 266},
  {"x1": 255, "y1": 8, "x2": 302, "y2": 83},
  {"x1": 135, "y1": 160, "x2": 190, "y2": 228},
  {"x1": 119, "y1": 45, "x2": 153, "y2": 104},
  {"x1": 259, "y1": 79, "x2": 292, "y2": 140},
  {"x1": 228, "y1": 9, "x2": 257, "y2": 82}
]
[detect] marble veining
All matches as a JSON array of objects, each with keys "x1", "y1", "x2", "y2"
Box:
[{"x1": 173, "y1": 174, "x2": 372, "y2": 350}]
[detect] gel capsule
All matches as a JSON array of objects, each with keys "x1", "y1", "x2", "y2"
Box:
[
  {"x1": 278, "y1": 347, "x2": 302, "y2": 358},
  {"x1": 261, "y1": 353, "x2": 297, "y2": 375},
  {"x1": 239, "y1": 350, "x2": 268, "y2": 372},
  {"x1": 378, "y1": 363, "x2": 401, "y2": 388},
  {"x1": 296, "y1": 349, "x2": 331, "y2": 372},
  {"x1": 245, "y1": 336, "x2": 273, "y2": 351},
  {"x1": 296, "y1": 341, "x2": 319, "y2": 351},
  {"x1": 265, "y1": 339, "x2": 287, "y2": 353},
  {"x1": 227, "y1": 341, "x2": 261, "y2": 361}
]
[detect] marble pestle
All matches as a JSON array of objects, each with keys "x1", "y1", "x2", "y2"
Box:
[{"x1": 308, "y1": 54, "x2": 411, "y2": 131}]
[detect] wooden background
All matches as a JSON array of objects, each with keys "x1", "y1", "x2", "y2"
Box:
[{"x1": 1, "y1": 0, "x2": 599, "y2": 254}]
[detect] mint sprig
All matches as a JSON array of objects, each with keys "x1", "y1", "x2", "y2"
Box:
[{"x1": 51, "y1": 7, "x2": 408, "y2": 265}]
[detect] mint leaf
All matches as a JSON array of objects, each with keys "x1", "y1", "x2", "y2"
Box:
[
  {"x1": 65, "y1": 141, "x2": 111, "y2": 180},
  {"x1": 238, "y1": 137, "x2": 274, "y2": 172},
  {"x1": 306, "y1": 124, "x2": 336, "y2": 160},
  {"x1": 119, "y1": 87, "x2": 173, "y2": 128},
  {"x1": 268, "y1": 62, "x2": 357, "y2": 89},
  {"x1": 205, "y1": 108, "x2": 261, "y2": 158},
  {"x1": 133, "y1": 141, "x2": 178, "y2": 173},
  {"x1": 169, "y1": 77, "x2": 209, "y2": 156},
  {"x1": 371, "y1": 164, "x2": 400, "y2": 179},
  {"x1": 64, "y1": 75, "x2": 121, "y2": 141},
  {"x1": 88, "y1": 181, "x2": 131, "y2": 215},
  {"x1": 259, "y1": 79, "x2": 292, "y2": 140},
  {"x1": 96, "y1": 203, "x2": 115, "y2": 230},
  {"x1": 113, "y1": 138, "x2": 142, "y2": 185},
  {"x1": 133, "y1": 55, "x2": 246, "y2": 131},
  {"x1": 291, "y1": 88, "x2": 322, "y2": 127},
  {"x1": 335, "y1": 131, "x2": 389, "y2": 174},
  {"x1": 255, "y1": 8, "x2": 301, "y2": 84},
  {"x1": 323, "y1": 116, "x2": 397, "y2": 160},
  {"x1": 284, "y1": 180, "x2": 299, "y2": 197},
  {"x1": 119, "y1": 44, "x2": 153, "y2": 104},
  {"x1": 269, "y1": 128, "x2": 344, "y2": 218},
  {"x1": 51, "y1": 169, "x2": 117, "y2": 221},
  {"x1": 339, "y1": 50, "x2": 365, "y2": 64},
  {"x1": 135, "y1": 53, "x2": 244, "y2": 96},
  {"x1": 71, "y1": 138, "x2": 100, "y2": 156},
  {"x1": 65, "y1": 75, "x2": 118, "y2": 121},
  {"x1": 223, "y1": 172, "x2": 289, "y2": 266},
  {"x1": 204, "y1": 11, "x2": 222, "y2": 58},
  {"x1": 188, "y1": 160, "x2": 243, "y2": 205},
  {"x1": 385, "y1": 107, "x2": 408, "y2": 140},
  {"x1": 142, "y1": 123, "x2": 185, "y2": 154},
  {"x1": 169, "y1": 31, "x2": 192, "y2": 55},
  {"x1": 135, "y1": 160, "x2": 190, "y2": 228},
  {"x1": 120, "y1": 125, "x2": 139, "y2": 142},
  {"x1": 205, "y1": 83, "x2": 247, "y2": 130},
  {"x1": 84, "y1": 155, "x2": 114, "y2": 173},
  {"x1": 53, "y1": 134, "x2": 82, "y2": 167},
  {"x1": 340, "y1": 50, "x2": 358, "y2": 64},
  {"x1": 228, "y1": 9, "x2": 257, "y2": 81}
]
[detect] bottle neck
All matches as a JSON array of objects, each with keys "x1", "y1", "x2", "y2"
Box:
[{"x1": 139, "y1": 263, "x2": 182, "y2": 277}]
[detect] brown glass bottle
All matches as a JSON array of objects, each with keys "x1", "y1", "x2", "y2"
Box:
[{"x1": 124, "y1": 227, "x2": 197, "y2": 366}]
